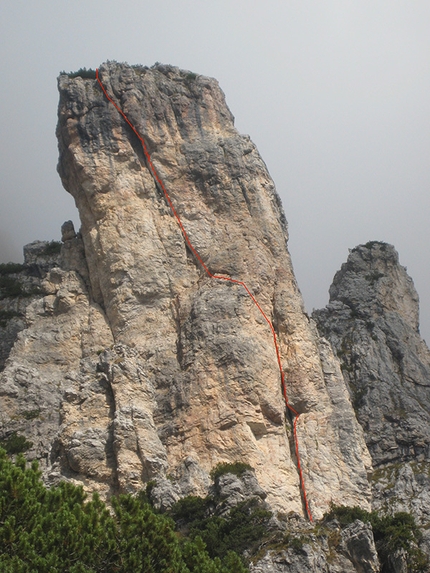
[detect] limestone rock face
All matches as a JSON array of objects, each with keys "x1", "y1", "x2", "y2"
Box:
[
  {"x1": 313, "y1": 242, "x2": 430, "y2": 467},
  {"x1": 0, "y1": 239, "x2": 115, "y2": 495},
  {"x1": 339, "y1": 520, "x2": 380, "y2": 573},
  {"x1": 0, "y1": 243, "x2": 59, "y2": 370},
  {"x1": 249, "y1": 519, "x2": 380, "y2": 573},
  {"x1": 313, "y1": 242, "x2": 430, "y2": 529},
  {"x1": 1, "y1": 62, "x2": 371, "y2": 520}
]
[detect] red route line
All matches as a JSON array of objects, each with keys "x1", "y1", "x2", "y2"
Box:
[{"x1": 95, "y1": 68, "x2": 313, "y2": 522}]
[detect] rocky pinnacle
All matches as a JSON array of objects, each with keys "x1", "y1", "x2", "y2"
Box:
[
  {"x1": 314, "y1": 241, "x2": 430, "y2": 524},
  {"x1": 1, "y1": 62, "x2": 372, "y2": 520}
]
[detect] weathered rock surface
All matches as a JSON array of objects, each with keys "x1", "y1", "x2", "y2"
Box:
[
  {"x1": 249, "y1": 519, "x2": 380, "y2": 573},
  {"x1": 6, "y1": 63, "x2": 430, "y2": 570},
  {"x1": 371, "y1": 461, "x2": 430, "y2": 525},
  {"x1": 0, "y1": 238, "x2": 116, "y2": 495},
  {"x1": 313, "y1": 242, "x2": 430, "y2": 467},
  {"x1": 313, "y1": 241, "x2": 430, "y2": 534},
  {"x1": 0, "y1": 63, "x2": 375, "y2": 559},
  {"x1": 0, "y1": 242, "x2": 59, "y2": 370},
  {"x1": 339, "y1": 519, "x2": 380, "y2": 573},
  {"x1": 54, "y1": 61, "x2": 373, "y2": 518}
]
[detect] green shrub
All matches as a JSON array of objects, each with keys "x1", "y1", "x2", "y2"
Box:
[
  {"x1": 351, "y1": 241, "x2": 388, "y2": 252},
  {"x1": 0, "y1": 433, "x2": 33, "y2": 455},
  {"x1": 0, "y1": 276, "x2": 24, "y2": 299},
  {"x1": 0, "y1": 310, "x2": 19, "y2": 327},
  {"x1": 210, "y1": 461, "x2": 253, "y2": 481},
  {"x1": 170, "y1": 495, "x2": 211, "y2": 525},
  {"x1": 365, "y1": 271, "x2": 384, "y2": 284},
  {"x1": 142, "y1": 479, "x2": 157, "y2": 503},
  {"x1": 324, "y1": 504, "x2": 428, "y2": 571},
  {"x1": 131, "y1": 63, "x2": 146, "y2": 72},
  {"x1": 42, "y1": 241, "x2": 62, "y2": 256},
  {"x1": 169, "y1": 494, "x2": 271, "y2": 568},
  {"x1": 22, "y1": 410, "x2": 40, "y2": 421},
  {"x1": 64, "y1": 67, "x2": 97, "y2": 79},
  {"x1": 374, "y1": 512, "x2": 428, "y2": 572},
  {"x1": 290, "y1": 535, "x2": 306, "y2": 553},
  {"x1": 324, "y1": 503, "x2": 373, "y2": 526},
  {"x1": 366, "y1": 241, "x2": 388, "y2": 250},
  {"x1": 0, "y1": 263, "x2": 24, "y2": 275},
  {"x1": 191, "y1": 498, "x2": 271, "y2": 562},
  {"x1": 0, "y1": 276, "x2": 40, "y2": 299},
  {"x1": 0, "y1": 449, "x2": 243, "y2": 573}
]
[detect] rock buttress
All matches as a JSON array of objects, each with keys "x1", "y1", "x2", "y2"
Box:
[
  {"x1": 0, "y1": 238, "x2": 116, "y2": 496},
  {"x1": 54, "y1": 62, "x2": 372, "y2": 517}
]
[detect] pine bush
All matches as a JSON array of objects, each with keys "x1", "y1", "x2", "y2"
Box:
[{"x1": 0, "y1": 449, "x2": 244, "y2": 573}]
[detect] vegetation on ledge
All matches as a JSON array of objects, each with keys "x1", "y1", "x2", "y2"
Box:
[
  {"x1": 61, "y1": 67, "x2": 97, "y2": 79},
  {"x1": 42, "y1": 240, "x2": 62, "y2": 255},
  {"x1": 0, "y1": 263, "x2": 25, "y2": 275},
  {"x1": 209, "y1": 461, "x2": 253, "y2": 481},
  {"x1": 324, "y1": 504, "x2": 428, "y2": 572}
]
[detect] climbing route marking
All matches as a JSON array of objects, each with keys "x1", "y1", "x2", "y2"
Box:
[{"x1": 96, "y1": 68, "x2": 313, "y2": 522}]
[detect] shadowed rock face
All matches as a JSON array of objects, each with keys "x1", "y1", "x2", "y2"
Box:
[
  {"x1": 313, "y1": 241, "x2": 430, "y2": 524},
  {"x1": 0, "y1": 62, "x2": 371, "y2": 520}
]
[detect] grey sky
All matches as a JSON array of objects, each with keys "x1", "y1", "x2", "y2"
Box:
[{"x1": 1, "y1": 1, "x2": 430, "y2": 341}]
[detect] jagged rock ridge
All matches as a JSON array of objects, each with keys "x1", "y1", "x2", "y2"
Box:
[{"x1": 1, "y1": 62, "x2": 372, "y2": 522}]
